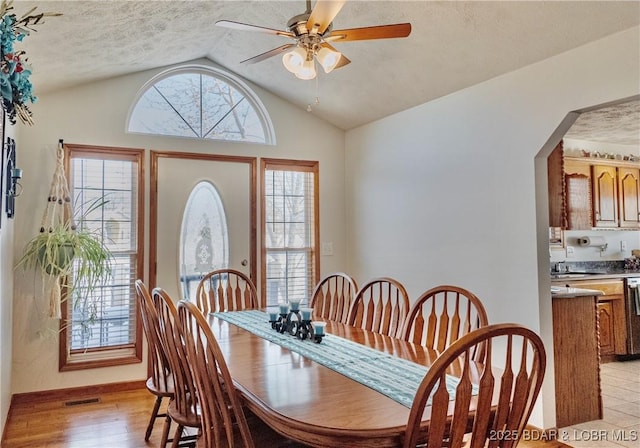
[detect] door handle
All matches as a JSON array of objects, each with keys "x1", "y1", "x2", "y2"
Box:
[{"x1": 241, "y1": 259, "x2": 248, "y2": 266}]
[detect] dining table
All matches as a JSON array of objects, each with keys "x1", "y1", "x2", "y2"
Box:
[{"x1": 207, "y1": 310, "x2": 485, "y2": 448}]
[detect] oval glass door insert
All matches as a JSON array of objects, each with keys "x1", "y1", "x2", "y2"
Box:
[{"x1": 179, "y1": 181, "x2": 229, "y2": 300}]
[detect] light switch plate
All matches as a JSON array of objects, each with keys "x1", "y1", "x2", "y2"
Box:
[
  {"x1": 321, "y1": 242, "x2": 334, "y2": 256},
  {"x1": 566, "y1": 246, "x2": 575, "y2": 257}
]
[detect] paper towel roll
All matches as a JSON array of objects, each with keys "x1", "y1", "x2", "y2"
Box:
[{"x1": 578, "y1": 236, "x2": 607, "y2": 247}]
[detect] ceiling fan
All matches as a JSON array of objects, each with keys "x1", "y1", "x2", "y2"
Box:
[{"x1": 215, "y1": 0, "x2": 411, "y2": 80}]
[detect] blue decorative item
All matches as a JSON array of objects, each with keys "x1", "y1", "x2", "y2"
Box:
[{"x1": 0, "y1": 1, "x2": 60, "y2": 125}]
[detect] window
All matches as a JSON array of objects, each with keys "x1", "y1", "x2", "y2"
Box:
[
  {"x1": 179, "y1": 181, "x2": 229, "y2": 301},
  {"x1": 128, "y1": 66, "x2": 275, "y2": 144},
  {"x1": 261, "y1": 159, "x2": 319, "y2": 306},
  {"x1": 60, "y1": 144, "x2": 144, "y2": 371}
]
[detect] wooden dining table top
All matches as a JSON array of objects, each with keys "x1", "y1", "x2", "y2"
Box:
[{"x1": 207, "y1": 312, "x2": 452, "y2": 448}]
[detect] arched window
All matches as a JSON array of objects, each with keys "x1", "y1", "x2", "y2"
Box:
[
  {"x1": 128, "y1": 66, "x2": 275, "y2": 144},
  {"x1": 179, "y1": 181, "x2": 229, "y2": 301}
]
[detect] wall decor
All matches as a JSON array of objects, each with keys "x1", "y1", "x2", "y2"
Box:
[
  {"x1": 0, "y1": 1, "x2": 61, "y2": 125},
  {"x1": 0, "y1": 108, "x2": 4, "y2": 227},
  {"x1": 5, "y1": 136, "x2": 15, "y2": 218}
]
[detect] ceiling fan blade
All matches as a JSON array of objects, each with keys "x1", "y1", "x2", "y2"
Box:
[
  {"x1": 216, "y1": 20, "x2": 294, "y2": 38},
  {"x1": 240, "y1": 44, "x2": 295, "y2": 64},
  {"x1": 320, "y1": 42, "x2": 350, "y2": 69},
  {"x1": 306, "y1": 0, "x2": 346, "y2": 35},
  {"x1": 328, "y1": 23, "x2": 412, "y2": 42}
]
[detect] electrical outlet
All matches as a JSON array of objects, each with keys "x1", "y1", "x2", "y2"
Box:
[
  {"x1": 621, "y1": 240, "x2": 628, "y2": 252},
  {"x1": 566, "y1": 246, "x2": 575, "y2": 257}
]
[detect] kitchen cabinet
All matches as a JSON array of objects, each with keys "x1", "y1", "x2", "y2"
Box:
[
  {"x1": 548, "y1": 142, "x2": 565, "y2": 229},
  {"x1": 564, "y1": 158, "x2": 592, "y2": 230},
  {"x1": 551, "y1": 290, "x2": 602, "y2": 427},
  {"x1": 560, "y1": 278, "x2": 627, "y2": 358},
  {"x1": 549, "y1": 154, "x2": 640, "y2": 230},
  {"x1": 618, "y1": 166, "x2": 640, "y2": 229},
  {"x1": 597, "y1": 300, "x2": 615, "y2": 355},
  {"x1": 592, "y1": 165, "x2": 618, "y2": 228}
]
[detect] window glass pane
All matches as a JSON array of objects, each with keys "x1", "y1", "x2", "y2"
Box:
[
  {"x1": 71, "y1": 254, "x2": 136, "y2": 349},
  {"x1": 155, "y1": 73, "x2": 201, "y2": 136},
  {"x1": 264, "y1": 165, "x2": 316, "y2": 306},
  {"x1": 69, "y1": 156, "x2": 139, "y2": 352},
  {"x1": 128, "y1": 70, "x2": 269, "y2": 144},
  {"x1": 202, "y1": 75, "x2": 239, "y2": 132},
  {"x1": 179, "y1": 181, "x2": 229, "y2": 301}
]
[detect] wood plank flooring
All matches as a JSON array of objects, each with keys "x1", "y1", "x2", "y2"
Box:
[{"x1": 2, "y1": 387, "x2": 572, "y2": 447}]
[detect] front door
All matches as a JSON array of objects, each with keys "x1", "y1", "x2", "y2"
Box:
[{"x1": 150, "y1": 151, "x2": 257, "y2": 301}]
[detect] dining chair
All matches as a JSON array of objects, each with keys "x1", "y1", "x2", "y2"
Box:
[
  {"x1": 195, "y1": 268, "x2": 259, "y2": 314},
  {"x1": 401, "y1": 285, "x2": 489, "y2": 359},
  {"x1": 403, "y1": 323, "x2": 546, "y2": 448},
  {"x1": 177, "y1": 299, "x2": 309, "y2": 448},
  {"x1": 134, "y1": 280, "x2": 174, "y2": 442},
  {"x1": 151, "y1": 287, "x2": 200, "y2": 448},
  {"x1": 346, "y1": 277, "x2": 410, "y2": 338},
  {"x1": 309, "y1": 272, "x2": 358, "y2": 323}
]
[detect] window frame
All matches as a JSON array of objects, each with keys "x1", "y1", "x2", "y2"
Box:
[
  {"x1": 126, "y1": 64, "x2": 276, "y2": 145},
  {"x1": 59, "y1": 144, "x2": 145, "y2": 371},
  {"x1": 260, "y1": 158, "x2": 320, "y2": 306}
]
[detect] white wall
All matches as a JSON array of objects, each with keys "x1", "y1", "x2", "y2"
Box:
[
  {"x1": 0, "y1": 124, "x2": 16, "y2": 434},
  {"x1": 344, "y1": 26, "x2": 640, "y2": 429},
  {"x1": 10, "y1": 58, "x2": 346, "y2": 395}
]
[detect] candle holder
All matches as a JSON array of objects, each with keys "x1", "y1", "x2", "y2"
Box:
[
  {"x1": 268, "y1": 309, "x2": 324, "y2": 343},
  {"x1": 271, "y1": 312, "x2": 289, "y2": 334},
  {"x1": 292, "y1": 316, "x2": 312, "y2": 340}
]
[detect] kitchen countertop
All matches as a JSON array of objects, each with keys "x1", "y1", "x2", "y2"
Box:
[
  {"x1": 550, "y1": 271, "x2": 640, "y2": 281},
  {"x1": 551, "y1": 286, "x2": 604, "y2": 298}
]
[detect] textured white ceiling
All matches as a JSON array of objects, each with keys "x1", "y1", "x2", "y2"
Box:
[
  {"x1": 12, "y1": 0, "x2": 640, "y2": 133},
  {"x1": 565, "y1": 100, "x2": 640, "y2": 147}
]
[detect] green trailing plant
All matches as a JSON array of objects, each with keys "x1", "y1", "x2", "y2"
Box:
[
  {"x1": 17, "y1": 196, "x2": 112, "y2": 319},
  {"x1": 18, "y1": 142, "x2": 111, "y2": 320}
]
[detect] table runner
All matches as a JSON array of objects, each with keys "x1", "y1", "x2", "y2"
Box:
[{"x1": 214, "y1": 310, "x2": 475, "y2": 408}]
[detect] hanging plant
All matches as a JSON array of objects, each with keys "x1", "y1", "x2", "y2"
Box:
[
  {"x1": 0, "y1": 0, "x2": 61, "y2": 125},
  {"x1": 17, "y1": 141, "x2": 111, "y2": 319}
]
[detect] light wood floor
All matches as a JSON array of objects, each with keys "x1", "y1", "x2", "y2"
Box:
[{"x1": 2, "y1": 387, "x2": 572, "y2": 447}]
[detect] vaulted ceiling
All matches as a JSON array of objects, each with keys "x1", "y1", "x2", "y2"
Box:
[{"x1": 14, "y1": 1, "x2": 640, "y2": 132}]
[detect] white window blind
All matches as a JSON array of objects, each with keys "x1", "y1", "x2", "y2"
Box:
[{"x1": 263, "y1": 161, "x2": 318, "y2": 306}]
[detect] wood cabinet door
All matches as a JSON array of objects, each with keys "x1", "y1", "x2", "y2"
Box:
[
  {"x1": 618, "y1": 167, "x2": 640, "y2": 229},
  {"x1": 597, "y1": 300, "x2": 614, "y2": 356},
  {"x1": 564, "y1": 159, "x2": 592, "y2": 230},
  {"x1": 592, "y1": 165, "x2": 618, "y2": 228}
]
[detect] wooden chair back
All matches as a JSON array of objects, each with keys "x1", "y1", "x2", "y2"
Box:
[
  {"x1": 402, "y1": 285, "x2": 488, "y2": 358},
  {"x1": 177, "y1": 300, "x2": 256, "y2": 448},
  {"x1": 309, "y1": 272, "x2": 358, "y2": 323},
  {"x1": 135, "y1": 280, "x2": 174, "y2": 441},
  {"x1": 195, "y1": 269, "x2": 259, "y2": 314},
  {"x1": 403, "y1": 323, "x2": 546, "y2": 448},
  {"x1": 135, "y1": 280, "x2": 172, "y2": 394},
  {"x1": 347, "y1": 277, "x2": 410, "y2": 338},
  {"x1": 151, "y1": 287, "x2": 200, "y2": 441}
]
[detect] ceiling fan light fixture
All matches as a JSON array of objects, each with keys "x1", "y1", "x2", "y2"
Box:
[
  {"x1": 282, "y1": 46, "x2": 306, "y2": 74},
  {"x1": 316, "y1": 47, "x2": 341, "y2": 73},
  {"x1": 295, "y1": 58, "x2": 317, "y2": 80}
]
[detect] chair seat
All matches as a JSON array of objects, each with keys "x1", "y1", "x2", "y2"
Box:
[
  {"x1": 168, "y1": 395, "x2": 201, "y2": 429},
  {"x1": 146, "y1": 374, "x2": 174, "y2": 397}
]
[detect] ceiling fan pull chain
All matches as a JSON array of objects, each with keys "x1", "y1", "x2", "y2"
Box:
[{"x1": 306, "y1": 68, "x2": 321, "y2": 112}]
